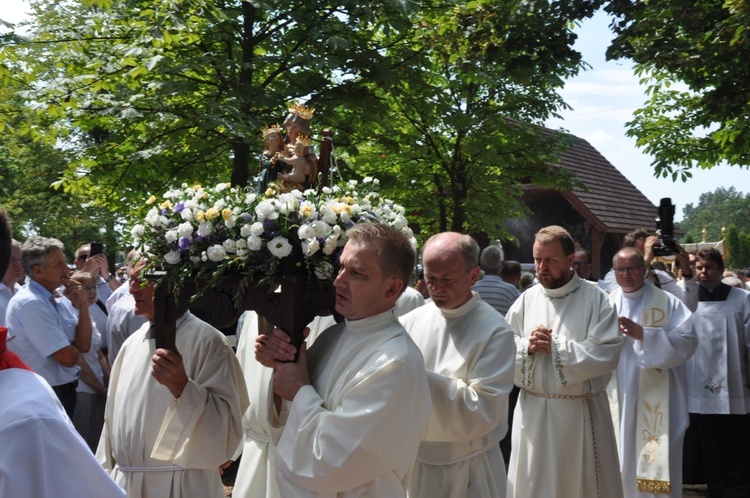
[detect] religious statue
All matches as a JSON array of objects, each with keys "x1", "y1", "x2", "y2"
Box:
[
  {"x1": 276, "y1": 135, "x2": 313, "y2": 193},
  {"x1": 255, "y1": 124, "x2": 286, "y2": 196}
]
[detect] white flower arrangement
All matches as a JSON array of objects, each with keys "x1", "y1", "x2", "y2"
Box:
[{"x1": 130, "y1": 177, "x2": 415, "y2": 298}]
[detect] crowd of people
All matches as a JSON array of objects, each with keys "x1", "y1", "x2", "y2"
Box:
[
  {"x1": 2, "y1": 208, "x2": 749, "y2": 498},
  {"x1": 1, "y1": 104, "x2": 748, "y2": 498}
]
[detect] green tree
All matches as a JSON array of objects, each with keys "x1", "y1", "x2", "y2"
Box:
[
  {"x1": 1, "y1": 0, "x2": 602, "y2": 239},
  {"x1": 726, "y1": 224, "x2": 741, "y2": 269},
  {"x1": 605, "y1": 0, "x2": 750, "y2": 180},
  {"x1": 678, "y1": 187, "x2": 750, "y2": 242}
]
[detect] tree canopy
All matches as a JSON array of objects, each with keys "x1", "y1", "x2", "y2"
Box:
[
  {"x1": 0, "y1": 0, "x2": 603, "y2": 247},
  {"x1": 605, "y1": 0, "x2": 750, "y2": 180},
  {"x1": 678, "y1": 186, "x2": 750, "y2": 243}
]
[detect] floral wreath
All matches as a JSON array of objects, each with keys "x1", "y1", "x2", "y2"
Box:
[{"x1": 130, "y1": 177, "x2": 414, "y2": 301}]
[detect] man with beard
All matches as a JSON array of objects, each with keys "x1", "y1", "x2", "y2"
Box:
[{"x1": 505, "y1": 225, "x2": 623, "y2": 498}]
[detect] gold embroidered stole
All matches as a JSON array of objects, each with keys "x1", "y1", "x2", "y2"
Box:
[{"x1": 635, "y1": 287, "x2": 671, "y2": 494}]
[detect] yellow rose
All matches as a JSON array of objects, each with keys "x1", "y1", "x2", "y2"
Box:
[
  {"x1": 222, "y1": 208, "x2": 232, "y2": 221},
  {"x1": 195, "y1": 210, "x2": 205, "y2": 221},
  {"x1": 205, "y1": 208, "x2": 220, "y2": 220},
  {"x1": 161, "y1": 200, "x2": 173, "y2": 209},
  {"x1": 146, "y1": 195, "x2": 157, "y2": 205}
]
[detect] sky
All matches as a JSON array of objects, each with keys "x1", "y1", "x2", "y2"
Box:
[{"x1": 3, "y1": 2, "x2": 748, "y2": 221}]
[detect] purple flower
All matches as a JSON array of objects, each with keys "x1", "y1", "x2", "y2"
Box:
[
  {"x1": 174, "y1": 201, "x2": 185, "y2": 214},
  {"x1": 178, "y1": 237, "x2": 192, "y2": 251}
]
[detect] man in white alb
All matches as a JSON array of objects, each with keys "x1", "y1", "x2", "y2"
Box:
[
  {"x1": 506, "y1": 225, "x2": 623, "y2": 498},
  {"x1": 682, "y1": 247, "x2": 750, "y2": 497},
  {"x1": 255, "y1": 223, "x2": 432, "y2": 497},
  {"x1": 400, "y1": 232, "x2": 515, "y2": 498},
  {"x1": 97, "y1": 259, "x2": 248, "y2": 498},
  {"x1": 609, "y1": 247, "x2": 696, "y2": 497}
]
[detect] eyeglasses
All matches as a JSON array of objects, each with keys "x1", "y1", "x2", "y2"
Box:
[{"x1": 613, "y1": 266, "x2": 644, "y2": 275}]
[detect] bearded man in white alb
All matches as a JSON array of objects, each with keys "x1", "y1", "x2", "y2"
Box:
[
  {"x1": 399, "y1": 232, "x2": 515, "y2": 498},
  {"x1": 609, "y1": 247, "x2": 696, "y2": 497},
  {"x1": 97, "y1": 259, "x2": 248, "y2": 498},
  {"x1": 506, "y1": 225, "x2": 623, "y2": 498}
]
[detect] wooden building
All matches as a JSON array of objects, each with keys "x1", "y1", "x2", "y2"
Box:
[{"x1": 503, "y1": 133, "x2": 670, "y2": 279}]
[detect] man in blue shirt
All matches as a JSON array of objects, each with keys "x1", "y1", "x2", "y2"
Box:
[
  {"x1": 473, "y1": 244, "x2": 520, "y2": 316},
  {"x1": 6, "y1": 236, "x2": 92, "y2": 417}
]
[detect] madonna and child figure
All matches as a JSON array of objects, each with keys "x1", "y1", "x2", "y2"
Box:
[{"x1": 256, "y1": 103, "x2": 318, "y2": 195}]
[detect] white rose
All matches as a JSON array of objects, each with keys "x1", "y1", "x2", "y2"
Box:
[
  {"x1": 236, "y1": 248, "x2": 248, "y2": 260},
  {"x1": 177, "y1": 221, "x2": 193, "y2": 238},
  {"x1": 222, "y1": 239, "x2": 237, "y2": 252},
  {"x1": 267, "y1": 236, "x2": 293, "y2": 259},
  {"x1": 236, "y1": 238, "x2": 247, "y2": 249},
  {"x1": 255, "y1": 200, "x2": 277, "y2": 221},
  {"x1": 245, "y1": 193, "x2": 257, "y2": 204},
  {"x1": 392, "y1": 214, "x2": 408, "y2": 230},
  {"x1": 190, "y1": 256, "x2": 201, "y2": 266},
  {"x1": 206, "y1": 245, "x2": 227, "y2": 262},
  {"x1": 240, "y1": 223, "x2": 252, "y2": 238},
  {"x1": 246, "y1": 235, "x2": 262, "y2": 251},
  {"x1": 297, "y1": 224, "x2": 315, "y2": 240},
  {"x1": 311, "y1": 220, "x2": 331, "y2": 238},
  {"x1": 250, "y1": 222, "x2": 265, "y2": 236},
  {"x1": 164, "y1": 230, "x2": 178, "y2": 244},
  {"x1": 181, "y1": 209, "x2": 194, "y2": 222},
  {"x1": 131, "y1": 224, "x2": 145, "y2": 240},
  {"x1": 164, "y1": 250, "x2": 181, "y2": 265},
  {"x1": 225, "y1": 216, "x2": 236, "y2": 229},
  {"x1": 302, "y1": 238, "x2": 320, "y2": 256},
  {"x1": 197, "y1": 220, "x2": 213, "y2": 237},
  {"x1": 321, "y1": 207, "x2": 337, "y2": 224},
  {"x1": 323, "y1": 235, "x2": 339, "y2": 255},
  {"x1": 145, "y1": 207, "x2": 161, "y2": 227}
]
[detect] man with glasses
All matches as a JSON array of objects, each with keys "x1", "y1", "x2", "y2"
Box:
[
  {"x1": 609, "y1": 247, "x2": 696, "y2": 497},
  {"x1": 6, "y1": 237, "x2": 92, "y2": 417},
  {"x1": 601, "y1": 229, "x2": 697, "y2": 311},
  {"x1": 74, "y1": 243, "x2": 121, "y2": 303},
  {"x1": 505, "y1": 225, "x2": 623, "y2": 498}
]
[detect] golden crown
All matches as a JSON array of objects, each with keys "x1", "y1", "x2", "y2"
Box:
[
  {"x1": 262, "y1": 123, "x2": 282, "y2": 137},
  {"x1": 295, "y1": 135, "x2": 313, "y2": 147},
  {"x1": 288, "y1": 103, "x2": 315, "y2": 121}
]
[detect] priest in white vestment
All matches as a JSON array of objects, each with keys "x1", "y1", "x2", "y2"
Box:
[
  {"x1": 97, "y1": 261, "x2": 249, "y2": 498},
  {"x1": 609, "y1": 248, "x2": 696, "y2": 498},
  {"x1": 506, "y1": 225, "x2": 623, "y2": 498},
  {"x1": 256, "y1": 224, "x2": 432, "y2": 497},
  {"x1": 399, "y1": 232, "x2": 515, "y2": 498},
  {"x1": 231, "y1": 311, "x2": 335, "y2": 498},
  {"x1": 683, "y1": 248, "x2": 750, "y2": 497}
]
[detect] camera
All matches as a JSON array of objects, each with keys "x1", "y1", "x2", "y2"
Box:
[
  {"x1": 90, "y1": 242, "x2": 103, "y2": 256},
  {"x1": 652, "y1": 198, "x2": 679, "y2": 257}
]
